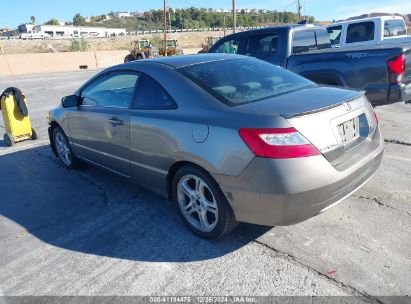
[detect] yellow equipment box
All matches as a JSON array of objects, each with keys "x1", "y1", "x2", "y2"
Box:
[{"x1": 1, "y1": 89, "x2": 37, "y2": 146}]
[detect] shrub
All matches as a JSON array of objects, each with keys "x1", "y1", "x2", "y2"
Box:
[{"x1": 69, "y1": 39, "x2": 89, "y2": 52}]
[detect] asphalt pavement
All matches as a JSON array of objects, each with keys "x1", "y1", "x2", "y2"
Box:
[{"x1": 0, "y1": 71, "x2": 410, "y2": 300}]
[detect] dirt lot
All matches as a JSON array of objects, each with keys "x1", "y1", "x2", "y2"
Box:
[
  {"x1": 0, "y1": 71, "x2": 410, "y2": 300},
  {"x1": 0, "y1": 31, "x2": 226, "y2": 54}
]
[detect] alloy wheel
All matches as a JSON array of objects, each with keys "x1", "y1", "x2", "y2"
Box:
[
  {"x1": 177, "y1": 174, "x2": 219, "y2": 233},
  {"x1": 54, "y1": 132, "x2": 72, "y2": 167}
]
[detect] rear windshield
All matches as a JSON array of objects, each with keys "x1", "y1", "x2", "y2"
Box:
[
  {"x1": 179, "y1": 57, "x2": 315, "y2": 106},
  {"x1": 384, "y1": 19, "x2": 407, "y2": 37}
]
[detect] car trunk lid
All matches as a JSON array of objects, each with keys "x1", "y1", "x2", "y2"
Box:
[{"x1": 237, "y1": 86, "x2": 377, "y2": 166}]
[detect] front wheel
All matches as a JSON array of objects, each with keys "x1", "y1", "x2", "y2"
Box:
[
  {"x1": 124, "y1": 54, "x2": 135, "y2": 63},
  {"x1": 52, "y1": 127, "x2": 82, "y2": 169},
  {"x1": 172, "y1": 165, "x2": 238, "y2": 239}
]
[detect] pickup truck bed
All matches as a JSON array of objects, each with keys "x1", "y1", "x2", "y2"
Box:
[{"x1": 288, "y1": 43, "x2": 411, "y2": 105}]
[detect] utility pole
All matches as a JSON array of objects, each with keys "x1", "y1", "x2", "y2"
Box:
[
  {"x1": 232, "y1": 0, "x2": 236, "y2": 33},
  {"x1": 168, "y1": 4, "x2": 172, "y2": 32},
  {"x1": 297, "y1": 0, "x2": 302, "y2": 22},
  {"x1": 163, "y1": 0, "x2": 167, "y2": 56},
  {"x1": 223, "y1": 15, "x2": 226, "y2": 37}
]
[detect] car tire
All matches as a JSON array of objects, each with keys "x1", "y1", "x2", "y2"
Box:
[
  {"x1": 52, "y1": 127, "x2": 82, "y2": 169},
  {"x1": 172, "y1": 165, "x2": 238, "y2": 239},
  {"x1": 124, "y1": 54, "x2": 135, "y2": 63},
  {"x1": 4, "y1": 133, "x2": 15, "y2": 146}
]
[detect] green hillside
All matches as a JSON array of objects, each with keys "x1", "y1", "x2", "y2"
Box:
[{"x1": 73, "y1": 7, "x2": 314, "y2": 31}]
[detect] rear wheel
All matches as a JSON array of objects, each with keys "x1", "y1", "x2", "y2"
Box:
[
  {"x1": 172, "y1": 165, "x2": 237, "y2": 239},
  {"x1": 52, "y1": 127, "x2": 81, "y2": 169},
  {"x1": 31, "y1": 127, "x2": 38, "y2": 140},
  {"x1": 4, "y1": 133, "x2": 15, "y2": 146}
]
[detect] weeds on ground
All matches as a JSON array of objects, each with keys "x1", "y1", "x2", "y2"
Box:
[{"x1": 69, "y1": 39, "x2": 89, "y2": 52}]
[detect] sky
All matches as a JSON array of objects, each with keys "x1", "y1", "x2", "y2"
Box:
[{"x1": 1, "y1": 0, "x2": 411, "y2": 29}]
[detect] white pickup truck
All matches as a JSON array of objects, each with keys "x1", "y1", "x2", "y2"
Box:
[{"x1": 327, "y1": 16, "x2": 411, "y2": 48}]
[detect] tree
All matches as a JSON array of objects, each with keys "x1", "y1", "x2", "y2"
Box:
[
  {"x1": 73, "y1": 13, "x2": 86, "y2": 26},
  {"x1": 44, "y1": 18, "x2": 60, "y2": 25},
  {"x1": 30, "y1": 16, "x2": 36, "y2": 24}
]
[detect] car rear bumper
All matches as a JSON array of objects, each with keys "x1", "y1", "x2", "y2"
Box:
[
  {"x1": 212, "y1": 127, "x2": 384, "y2": 226},
  {"x1": 366, "y1": 82, "x2": 411, "y2": 105}
]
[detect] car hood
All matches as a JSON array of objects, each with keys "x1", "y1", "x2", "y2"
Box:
[{"x1": 237, "y1": 85, "x2": 363, "y2": 118}]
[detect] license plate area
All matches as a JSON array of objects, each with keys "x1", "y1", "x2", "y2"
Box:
[{"x1": 337, "y1": 117, "x2": 360, "y2": 145}]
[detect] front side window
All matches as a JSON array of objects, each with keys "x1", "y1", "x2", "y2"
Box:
[
  {"x1": 327, "y1": 25, "x2": 342, "y2": 45},
  {"x1": 292, "y1": 31, "x2": 316, "y2": 54},
  {"x1": 133, "y1": 74, "x2": 176, "y2": 110},
  {"x1": 346, "y1": 22, "x2": 375, "y2": 43},
  {"x1": 211, "y1": 37, "x2": 241, "y2": 54},
  {"x1": 384, "y1": 19, "x2": 407, "y2": 37},
  {"x1": 244, "y1": 33, "x2": 279, "y2": 59},
  {"x1": 179, "y1": 57, "x2": 315, "y2": 106},
  {"x1": 81, "y1": 72, "x2": 139, "y2": 108}
]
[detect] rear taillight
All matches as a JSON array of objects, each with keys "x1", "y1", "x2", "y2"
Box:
[
  {"x1": 238, "y1": 128, "x2": 320, "y2": 159},
  {"x1": 387, "y1": 54, "x2": 406, "y2": 83}
]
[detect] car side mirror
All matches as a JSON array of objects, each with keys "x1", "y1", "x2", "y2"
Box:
[{"x1": 61, "y1": 95, "x2": 79, "y2": 108}]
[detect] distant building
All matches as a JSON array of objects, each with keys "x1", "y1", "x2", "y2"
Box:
[
  {"x1": 114, "y1": 12, "x2": 132, "y2": 19},
  {"x1": 32, "y1": 25, "x2": 126, "y2": 38},
  {"x1": 18, "y1": 23, "x2": 35, "y2": 33},
  {"x1": 0, "y1": 28, "x2": 15, "y2": 37}
]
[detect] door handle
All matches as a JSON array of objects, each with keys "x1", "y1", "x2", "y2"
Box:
[{"x1": 108, "y1": 118, "x2": 124, "y2": 126}]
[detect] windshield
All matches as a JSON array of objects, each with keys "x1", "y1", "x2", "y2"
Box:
[
  {"x1": 179, "y1": 57, "x2": 315, "y2": 106},
  {"x1": 140, "y1": 41, "x2": 149, "y2": 48},
  {"x1": 167, "y1": 40, "x2": 176, "y2": 47}
]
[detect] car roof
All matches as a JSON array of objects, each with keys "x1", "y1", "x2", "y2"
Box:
[
  {"x1": 227, "y1": 24, "x2": 324, "y2": 35},
  {"x1": 125, "y1": 53, "x2": 245, "y2": 69},
  {"x1": 206, "y1": 24, "x2": 325, "y2": 41},
  {"x1": 329, "y1": 15, "x2": 404, "y2": 26}
]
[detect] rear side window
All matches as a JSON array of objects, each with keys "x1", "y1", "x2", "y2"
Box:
[
  {"x1": 315, "y1": 30, "x2": 331, "y2": 49},
  {"x1": 133, "y1": 74, "x2": 176, "y2": 110},
  {"x1": 346, "y1": 22, "x2": 375, "y2": 43},
  {"x1": 211, "y1": 37, "x2": 241, "y2": 54},
  {"x1": 384, "y1": 19, "x2": 407, "y2": 37},
  {"x1": 327, "y1": 25, "x2": 342, "y2": 45},
  {"x1": 244, "y1": 33, "x2": 279, "y2": 59},
  {"x1": 292, "y1": 31, "x2": 316, "y2": 54}
]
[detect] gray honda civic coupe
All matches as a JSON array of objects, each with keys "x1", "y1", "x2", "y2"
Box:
[{"x1": 48, "y1": 54, "x2": 383, "y2": 239}]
